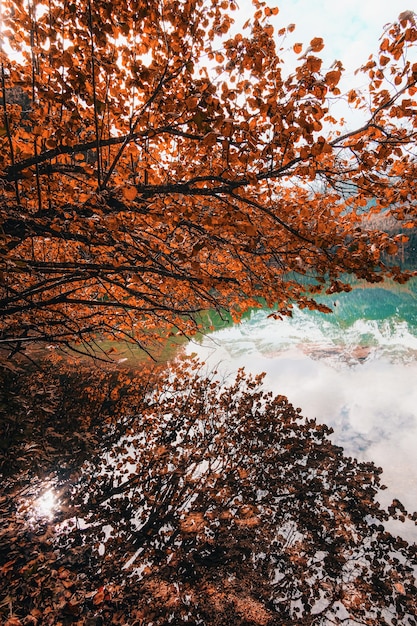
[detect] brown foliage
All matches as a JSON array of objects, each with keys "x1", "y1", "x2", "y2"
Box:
[
  {"x1": 1, "y1": 359, "x2": 417, "y2": 624},
  {"x1": 0, "y1": 1, "x2": 416, "y2": 356}
]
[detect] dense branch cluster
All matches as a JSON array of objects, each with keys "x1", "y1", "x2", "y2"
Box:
[{"x1": 0, "y1": 0, "x2": 416, "y2": 356}]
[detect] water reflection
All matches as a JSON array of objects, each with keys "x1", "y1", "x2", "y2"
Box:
[{"x1": 186, "y1": 304, "x2": 417, "y2": 542}]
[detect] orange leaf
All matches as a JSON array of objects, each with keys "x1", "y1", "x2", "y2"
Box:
[
  {"x1": 185, "y1": 96, "x2": 199, "y2": 110},
  {"x1": 348, "y1": 89, "x2": 357, "y2": 103},
  {"x1": 405, "y1": 27, "x2": 417, "y2": 42},
  {"x1": 122, "y1": 185, "x2": 138, "y2": 201},
  {"x1": 306, "y1": 57, "x2": 322, "y2": 73},
  {"x1": 202, "y1": 132, "x2": 218, "y2": 147},
  {"x1": 293, "y1": 43, "x2": 303, "y2": 54},
  {"x1": 246, "y1": 171, "x2": 258, "y2": 185},
  {"x1": 93, "y1": 587, "x2": 106, "y2": 605},
  {"x1": 310, "y1": 37, "x2": 324, "y2": 52},
  {"x1": 380, "y1": 38, "x2": 390, "y2": 51},
  {"x1": 394, "y1": 582, "x2": 406, "y2": 595},
  {"x1": 325, "y1": 70, "x2": 341, "y2": 88}
]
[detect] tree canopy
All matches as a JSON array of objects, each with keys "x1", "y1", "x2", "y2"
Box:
[
  {"x1": 1, "y1": 0, "x2": 416, "y2": 357},
  {"x1": 2, "y1": 4, "x2": 417, "y2": 624},
  {"x1": 1, "y1": 360, "x2": 417, "y2": 625}
]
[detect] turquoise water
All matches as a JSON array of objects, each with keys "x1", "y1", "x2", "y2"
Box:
[
  {"x1": 316, "y1": 279, "x2": 417, "y2": 329},
  {"x1": 186, "y1": 278, "x2": 417, "y2": 541}
]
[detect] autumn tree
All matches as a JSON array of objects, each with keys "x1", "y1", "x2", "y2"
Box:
[
  {"x1": 0, "y1": 0, "x2": 416, "y2": 356},
  {"x1": 1, "y1": 360, "x2": 417, "y2": 625}
]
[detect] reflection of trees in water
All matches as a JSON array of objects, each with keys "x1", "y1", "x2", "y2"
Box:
[{"x1": 1, "y1": 360, "x2": 417, "y2": 625}]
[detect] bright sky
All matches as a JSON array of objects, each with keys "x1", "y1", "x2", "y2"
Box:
[
  {"x1": 1, "y1": 0, "x2": 412, "y2": 127},
  {"x1": 1, "y1": 1, "x2": 409, "y2": 80},
  {"x1": 235, "y1": 1, "x2": 414, "y2": 127},
  {"x1": 261, "y1": 0, "x2": 406, "y2": 76}
]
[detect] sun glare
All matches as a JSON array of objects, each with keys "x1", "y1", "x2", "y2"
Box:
[{"x1": 34, "y1": 489, "x2": 58, "y2": 520}]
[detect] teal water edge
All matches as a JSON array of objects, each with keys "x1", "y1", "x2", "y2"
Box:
[{"x1": 186, "y1": 277, "x2": 417, "y2": 542}]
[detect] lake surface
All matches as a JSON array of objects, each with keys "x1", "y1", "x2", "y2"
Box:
[{"x1": 186, "y1": 279, "x2": 417, "y2": 541}]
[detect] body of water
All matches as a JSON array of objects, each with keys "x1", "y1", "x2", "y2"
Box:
[{"x1": 186, "y1": 279, "x2": 417, "y2": 540}]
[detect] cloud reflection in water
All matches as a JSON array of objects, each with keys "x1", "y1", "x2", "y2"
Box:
[{"x1": 187, "y1": 307, "x2": 417, "y2": 541}]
